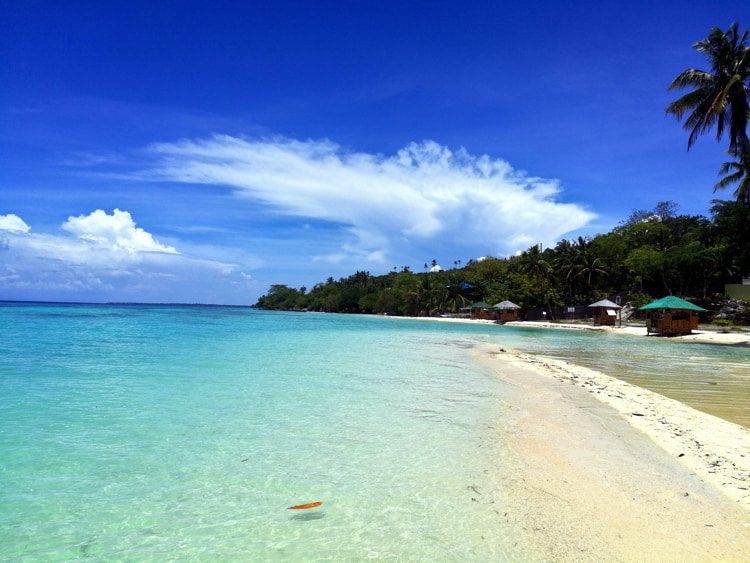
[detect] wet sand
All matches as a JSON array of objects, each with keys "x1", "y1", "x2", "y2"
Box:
[{"x1": 475, "y1": 346, "x2": 750, "y2": 561}]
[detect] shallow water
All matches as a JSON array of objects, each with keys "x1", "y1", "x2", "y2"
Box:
[
  {"x1": 484, "y1": 323, "x2": 750, "y2": 428},
  {"x1": 1, "y1": 304, "x2": 747, "y2": 559},
  {"x1": 0, "y1": 304, "x2": 516, "y2": 560}
]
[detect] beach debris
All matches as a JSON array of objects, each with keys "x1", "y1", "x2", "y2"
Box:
[
  {"x1": 467, "y1": 485, "x2": 482, "y2": 495},
  {"x1": 288, "y1": 501, "x2": 322, "y2": 510},
  {"x1": 678, "y1": 453, "x2": 685, "y2": 457},
  {"x1": 631, "y1": 412, "x2": 645, "y2": 416},
  {"x1": 241, "y1": 458, "x2": 249, "y2": 462}
]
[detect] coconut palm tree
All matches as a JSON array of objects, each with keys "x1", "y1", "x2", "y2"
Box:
[
  {"x1": 518, "y1": 244, "x2": 553, "y2": 281},
  {"x1": 715, "y1": 151, "x2": 750, "y2": 204},
  {"x1": 666, "y1": 23, "x2": 750, "y2": 156}
]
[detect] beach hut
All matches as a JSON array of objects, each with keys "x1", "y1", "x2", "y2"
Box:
[
  {"x1": 493, "y1": 301, "x2": 521, "y2": 323},
  {"x1": 588, "y1": 298, "x2": 621, "y2": 326},
  {"x1": 470, "y1": 301, "x2": 494, "y2": 320},
  {"x1": 638, "y1": 296, "x2": 707, "y2": 336}
]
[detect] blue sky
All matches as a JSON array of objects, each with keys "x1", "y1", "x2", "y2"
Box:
[{"x1": 0, "y1": 1, "x2": 744, "y2": 304}]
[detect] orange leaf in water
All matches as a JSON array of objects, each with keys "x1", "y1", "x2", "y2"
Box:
[{"x1": 287, "y1": 501, "x2": 322, "y2": 510}]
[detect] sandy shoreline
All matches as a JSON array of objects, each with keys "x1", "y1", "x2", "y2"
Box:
[
  {"x1": 475, "y1": 345, "x2": 750, "y2": 560},
  {"x1": 506, "y1": 320, "x2": 750, "y2": 346},
  {"x1": 384, "y1": 309, "x2": 750, "y2": 556},
  {"x1": 386, "y1": 313, "x2": 750, "y2": 346}
]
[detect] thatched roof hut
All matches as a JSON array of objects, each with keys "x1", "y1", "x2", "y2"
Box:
[
  {"x1": 638, "y1": 296, "x2": 707, "y2": 336},
  {"x1": 493, "y1": 300, "x2": 521, "y2": 310},
  {"x1": 589, "y1": 299, "x2": 621, "y2": 326},
  {"x1": 493, "y1": 300, "x2": 521, "y2": 323}
]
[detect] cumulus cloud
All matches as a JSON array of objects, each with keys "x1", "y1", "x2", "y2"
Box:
[
  {"x1": 62, "y1": 209, "x2": 177, "y2": 254},
  {"x1": 0, "y1": 213, "x2": 31, "y2": 233},
  {"x1": 429, "y1": 264, "x2": 443, "y2": 272},
  {"x1": 0, "y1": 209, "x2": 252, "y2": 302},
  {"x1": 144, "y1": 136, "x2": 594, "y2": 260}
]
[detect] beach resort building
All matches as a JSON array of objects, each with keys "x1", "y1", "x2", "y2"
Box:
[
  {"x1": 470, "y1": 301, "x2": 494, "y2": 320},
  {"x1": 639, "y1": 296, "x2": 707, "y2": 336},
  {"x1": 588, "y1": 299, "x2": 621, "y2": 326},
  {"x1": 493, "y1": 301, "x2": 521, "y2": 323}
]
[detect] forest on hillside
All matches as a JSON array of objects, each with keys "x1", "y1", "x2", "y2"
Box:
[{"x1": 255, "y1": 200, "x2": 750, "y2": 320}]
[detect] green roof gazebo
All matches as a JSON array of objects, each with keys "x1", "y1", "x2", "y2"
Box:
[
  {"x1": 638, "y1": 296, "x2": 707, "y2": 336},
  {"x1": 493, "y1": 301, "x2": 521, "y2": 323}
]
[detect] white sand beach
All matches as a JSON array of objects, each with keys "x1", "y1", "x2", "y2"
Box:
[
  {"x1": 505, "y1": 320, "x2": 750, "y2": 346},
  {"x1": 380, "y1": 312, "x2": 750, "y2": 556},
  {"x1": 476, "y1": 346, "x2": 750, "y2": 560},
  {"x1": 387, "y1": 314, "x2": 750, "y2": 346}
]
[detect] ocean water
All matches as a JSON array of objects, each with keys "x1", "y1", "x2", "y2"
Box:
[
  {"x1": 0, "y1": 304, "x2": 516, "y2": 560},
  {"x1": 1, "y1": 304, "x2": 748, "y2": 560}
]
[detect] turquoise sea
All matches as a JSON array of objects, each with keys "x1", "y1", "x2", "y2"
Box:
[{"x1": 1, "y1": 303, "x2": 748, "y2": 560}]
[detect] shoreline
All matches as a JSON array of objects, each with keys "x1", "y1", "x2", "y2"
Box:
[
  {"x1": 506, "y1": 320, "x2": 750, "y2": 346},
  {"x1": 383, "y1": 313, "x2": 750, "y2": 346},
  {"x1": 476, "y1": 345, "x2": 750, "y2": 559},
  {"x1": 490, "y1": 346, "x2": 750, "y2": 509}
]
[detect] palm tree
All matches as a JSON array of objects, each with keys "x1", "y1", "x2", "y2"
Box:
[
  {"x1": 519, "y1": 245, "x2": 553, "y2": 281},
  {"x1": 715, "y1": 152, "x2": 750, "y2": 204},
  {"x1": 666, "y1": 23, "x2": 750, "y2": 156}
]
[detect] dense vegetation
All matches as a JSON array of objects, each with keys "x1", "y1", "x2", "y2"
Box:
[
  {"x1": 258, "y1": 24, "x2": 750, "y2": 319},
  {"x1": 255, "y1": 201, "x2": 750, "y2": 317}
]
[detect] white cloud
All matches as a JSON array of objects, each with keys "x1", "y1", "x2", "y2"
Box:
[
  {"x1": 0, "y1": 213, "x2": 31, "y2": 233},
  {"x1": 144, "y1": 136, "x2": 594, "y2": 261},
  {"x1": 62, "y1": 209, "x2": 177, "y2": 254},
  {"x1": 0, "y1": 209, "x2": 253, "y2": 302},
  {"x1": 429, "y1": 264, "x2": 443, "y2": 272}
]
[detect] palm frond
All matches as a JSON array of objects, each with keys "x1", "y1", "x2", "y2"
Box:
[
  {"x1": 665, "y1": 87, "x2": 711, "y2": 118},
  {"x1": 714, "y1": 171, "x2": 744, "y2": 191},
  {"x1": 717, "y1": 161, "x2": 740, "y2": 174},
  {"x1": 735, "y1": 176, "x2": 750, "y2": 203},
  {"x1": 668, "y1": 69, "x2": 714, "y2": 90},
  {"x1": 668, "y1": 23, "x2": 750, "y2": 152}
]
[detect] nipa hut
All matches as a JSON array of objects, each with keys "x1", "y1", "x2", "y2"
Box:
[
  {"x1": 588, "y1": 298, "x2": 621, "y2": 326},
  {"x1": 470, "y1": 301, "x2": 494, "y2": 320},
  {"x1": 493, "y1": 301, "x2": 521, "y2": 323},
  {"x1": 638, "y1": 296, "x2": 707, "y2": 336}
]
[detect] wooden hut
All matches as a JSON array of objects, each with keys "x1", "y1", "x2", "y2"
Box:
[
  {"x1": 470, "y1": 301, "x2": 494, "y2": 320},
  {"x1": 588, "y1": 298, "x2": 621, "y2": 326},
  {"x1": 493, "y1": 301, "x2": 521, "y2": 323},
  {"x1": 638, "y1": 296, "x2": 707, "y2": 336}
]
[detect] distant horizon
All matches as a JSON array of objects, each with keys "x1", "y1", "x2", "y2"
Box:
[{"x1": 0, "y1": 300, "x2": 250, "y2": 308}]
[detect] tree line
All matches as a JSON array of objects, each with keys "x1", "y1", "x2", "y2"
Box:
[
  {"x1": 255, "y1": 201, "x2": 750, "y2": 317},
  {"x1": 257, "y1": 23, "x2": 750, "y2": 318}
]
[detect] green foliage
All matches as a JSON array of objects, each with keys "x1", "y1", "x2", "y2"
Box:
[
  {"x1": 715, "y1": 152, "x2": 750, "y2": 204},
  {"x1": 711, "y1": 319, "x2": 734, "y2": 333},
  {"x1": 627, "y1": 292, "x2": 653, "y2": 309},
  {"x1": 254, "y1": 202, "x2": 748, "y2": 322}
]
